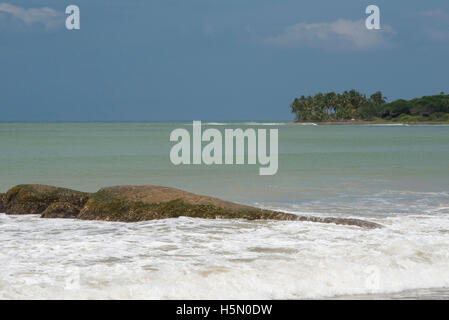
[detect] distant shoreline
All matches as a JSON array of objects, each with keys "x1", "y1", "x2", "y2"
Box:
[
  {"x1": 293, "y1": 120, "x2": 449, "y2": 125},
  {"x1": 291, "y1": 92, "x2": 449, "y2": 124}
]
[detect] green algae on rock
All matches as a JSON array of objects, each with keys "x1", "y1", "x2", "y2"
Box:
[
  {"x1": 3, "y1": 184, "x2": 89, "y2": 215},
  {"x1": 77, "y1": 185, "x2": 297, "y2": 222},
  {"x1": 77, "y1": 185, "x2": 382, "y2": 228},
  {"x1": 0, "y1": 193, "x2": 5, "y2": 213},
  {"x1": 41, "y1": 201, "x2": 84, "y2": 219},
  {"x1": 2, "y1": 184, "x2": 382, "y2": 229}
]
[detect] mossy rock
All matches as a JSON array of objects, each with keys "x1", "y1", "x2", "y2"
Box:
[
  {"x1": 77, "y1": 185, "x2": 295, "y2": 222},
  {"x1": 77, "y1": 185, "x2": 382, "y2": 228},
  {"x1": 2, "y1": 184, "x2": 382, "y2": 229},
  {"x1": 41, "y1": 201, "x2": 82, "y2": 219},
  {"x1": 0, "y1": 193, "x2": 5, "y2": 213},
  {"x1": 3, "y1": 184, "x2": 89, "y2": 215}
]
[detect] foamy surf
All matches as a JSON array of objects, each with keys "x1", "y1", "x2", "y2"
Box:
[
  {"x1": 182, "y1": 122, "x2": 288, "y2": 126},
  {"x1": 364, "y1": 123, "x2": 410, "y2": 126},
  {"x1": 1, "y1": 212, "x2": 449, "y2": 299}
]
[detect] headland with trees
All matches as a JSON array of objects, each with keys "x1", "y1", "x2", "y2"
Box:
[{"x1": 290, "y1": 90, "x2": 449, "y2": 123}]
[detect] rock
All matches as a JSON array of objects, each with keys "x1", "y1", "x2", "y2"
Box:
[
  {"x1": 3, "y1": 184, "x2": 89, "y2": 215},
  {"x1": 77, "y1": 185, "x2": 382, "y2": 229},
  {"x1": 41, "y1": 201, "x2": 83, "y2": 219},
  {"x1": 2, "y1": 184, "x2": 382, "y2": 229},
  {"x1": 77, "y1": 185, "x2": 297, "y2": 222},
  {"x1": 295, "y1": 216, "x2": 382, "y2": 229},
  {"x1": 0, "y1": 193, "x2": 5, "y2": 212}
]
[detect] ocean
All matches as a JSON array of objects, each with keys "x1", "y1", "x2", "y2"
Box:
[{"x1": 1, "y1": 122, "x2": 449, "y2": 299}]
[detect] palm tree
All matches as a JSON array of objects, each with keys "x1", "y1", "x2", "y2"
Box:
[{"x1": 370, "y1": 91, "x2": 386, "y2": 107}]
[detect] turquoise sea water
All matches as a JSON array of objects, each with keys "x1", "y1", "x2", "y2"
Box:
[
  {"x1": 1, "y1": 122, "x2": 449, "y2": 299},
  {"x1": 1, "y1": 122, "x2": 448, "y2": 203}
]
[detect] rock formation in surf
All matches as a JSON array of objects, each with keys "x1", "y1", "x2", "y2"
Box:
[
  {"x1": 0, "y1": 193, "x2": 5, "y2": 212},
  {"x1": 77, "y1": 185, "x2": 298, "y2": 222},
  {"x1": 1, "y1": 184, "x2": 382, "y2": 229},
  {"x1": 3, "y1": 184, "x2": 88, "y2": 217}
]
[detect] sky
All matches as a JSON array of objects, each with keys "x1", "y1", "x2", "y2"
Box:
[{"x1": 0, "y1": 0, "x2": 448, "y2": 121}]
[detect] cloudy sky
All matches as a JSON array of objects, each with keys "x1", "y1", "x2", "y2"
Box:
[{"x1": 1, "y1": 0, "x2": 448, "y2": 121}]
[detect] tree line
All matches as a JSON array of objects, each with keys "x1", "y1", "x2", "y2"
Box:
[{"x1": 290, "y1": 90, "x2": 449, "y2": 122}]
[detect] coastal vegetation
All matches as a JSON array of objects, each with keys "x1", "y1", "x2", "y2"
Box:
[{"x1": 290, "y1": 91, "x2": 449, "y2": 123}]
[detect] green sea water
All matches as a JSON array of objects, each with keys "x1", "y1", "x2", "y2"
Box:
[{"x1": 1, "y1": 122, "x2": 448, "y2": 209}]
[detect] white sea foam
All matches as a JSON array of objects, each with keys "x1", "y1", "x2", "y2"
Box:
[
  {"x1": 1, "y1": 211, "x2": 449, "y2": 299},
  {"x1": 364, "y1": 123, "x2": 410, "y2": 126},
  {"x1": 183, "y1": 122, "x2": 288, "y2": 126},
  {"x1": 239, "y1": 122, "x2": 288, "y2": 126}
]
